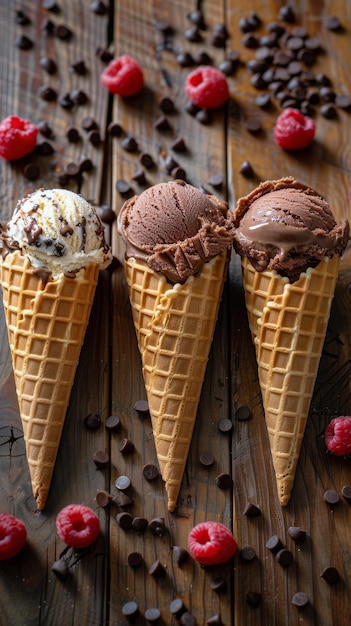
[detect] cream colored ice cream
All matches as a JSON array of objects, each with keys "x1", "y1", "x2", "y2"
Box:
[{"x1": 2, "y1": 188, "x2": 112, "y2": 277}]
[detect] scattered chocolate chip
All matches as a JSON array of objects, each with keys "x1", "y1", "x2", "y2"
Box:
[
  {"x1": 149, "y1": 517, "x2": 166, "y2": 536},
  {"x1": 235, "y1": 405, "x2": 252, "y2": 421},
  {"x1": 40, "y1": 56, "x2": 57, "y2": 74},
  {"x1": 208, "y1": 173, "x2": 223, "y2": 188},
  {"x1": 217, "y1": 418, "x2": 233, "y2": 433},
  {"x1": 90, "y1": 1, "x2": 108, "y2": 15},
  {"x1": 145, "y1": 607, "x2": 161, "y2": 623},
  {"x1": 149, "y1": 559, "x2": 166, "y2": 579},
  {"x1": 36, "y1": 141, "x2": 55, "y2": 156},
  {"x1": 116, "y1": 511, "x2": 133, "y2": 529},
  {"x1": 326, "y1": 16, "x2": 342, "y2": 32},
  {"x1": 206, "y1": 615, "x2": 223, "y2": 626},
  {"x1": 133, "y1": 400, "x2": 149, "y2": 416},
  {"x1": 82, "y1": 116, "x2": 99, "y2": 131},
  {"x1": 155, "y1": 19, "x2": 174, "y2": 34},
  {"x1": 256, "y1": 92, "x2": 272, "y2": 108},
  {"x1": 38, "y1": 85, "x2": 58, "y2": 101},
  {"x1": 115, "y1": 475, "x2": 131, "y2": 492},
  {"x1": 37, "y1": 121, "x2": 54, "y2": 138},
  {"x1": 176, "y1": 51, "x2": 195, "y2": 67},
  {"x1": 111, "y1": 490, "x2": 133, "y2": 508},
  {"x1": 79, "y1": 157, "x2": 94, "y2": 173},
  {"x1": 171, "y1": 166, "x2": 186, "y2": 180},
  {"x1": 159, "y1": 96, "x2": 176, "y2": 113},
  {"x1": 239, "y1": 161, "x2": 254, "y2": 177},
  {"x1": 118, "y1": 438, "x2": 135, "y2": 454},
  {"x1": 173, "y1": 546, "x2": 189, "y2": 566},
  {"x1": 54, "y1": 24, "x2": 72, "y2": 40},
  {"x1": 142, "y1": 463, "x2": 159, "y2": 481},
  {"x1": 153, "y1": 115, "x2": 172, "y2": 131},
  {"x1": 41, "y1": 17, "x2": 55, "y2": 34},
  {"x1": 16, "y1": 34, "x2": 33, "y2": 49},
  {"x1": 279, "y1": 4, "x2": 296, "y2": 23},
  {"x1": 335, "y1": 94, "x2": 351, "y2": 110},
  {"x1": 291, "y1": 592, "x2": 309, "y2": 607},
  {"x1": 116, "y1": 179, "x2": 133, "y2": 196},
  {"x1": 321, "y1": 566, "x2": 340, "y2": 584},
  {"x1": 96, "y1": 490, "x2": 112, "y2": 507},
  {"x1": 196, "y1": 108, "x2": 212, "y2": 125},
  {"x1": 243, "y1": 502, "x2": 261, "y2": 516},
  {"x1": 131, "y1": 168, "x2": 147, "y2": 185},
  {"x1": 96, "y1": 46, "x2": 113, "y2": 63},
  {"x1": 66, "y1": 126, "x2": 81, "y2": 143},
  {"x1": 245, "y1": 118, "x2": 262, "y2": 133},
  {"x1": 323, "y1": 489, "x2": 340, "y2": 505},
  {"x1": 132, "y1": 517, "x2": 148, "y2": 533},
  {"x1": 170, "y1": 598, "x2": 187, "y2": 618},
  {"x1": 15, "y1": 9, "x2": 31, "y2": 25},
  {"x1": 88, "y1": 129, "x2": 101, "y2": 146},
  {"x1": 139, "y1": 152, "x2": 155, "y2": 168},
  {"x1": 127, "y1": 551, "x2": 143, "y2": 569},
  {"x1": 69, "y1": 59, "x2": 87, "y2": 74},
  {"x1": 341, "y1": 485, "x2": 351, "y2": 501},
  {"x1": 240, "y1": 546, "x2": 257, "y2": 561},
  {"x1": 23, "y1": 162, "x2": 40, "y2": 181},
  {"x1": 187, "y1": 10, "x2": 207, "y2": 30},
  {"x1": 199, "y1": 451, "x2": 215, "y2": 467},
  {"x1": 107, "y1": 121, "x2": 124, "y2": 137},
  {"x1": 43, "y1": 0, "x2": 60, "y2": 11},
  {"x1": 84, "y1": 413, "x2": 101, "y2": 430},
  {"x1": 122, "y1": 601, "x2": 139, "y2": 620},
  {"x1": 276, "y1": 548, "x2": 293, "y2": 567},
  {"x1": 266, "y1": 535, "x2": 284, "y2": 553},
  {"x1": 246, "y1": 591, "x2": 262, "y2": 609},
  {"x1": 215, "y1": 473, "x2": 232, "y2": 489},
  {"x1": 288, "y1": 526, "x2": 306, "y2": 542},
  {"x1": 121, "y1": 135, "x2": 138, "y2": 152},
  {"x1": 58, "y1": 92, "x2": 74, "y2": 109},
  {"x1": 93, "y1": 450, "x2": 109, "y2": 468},
  {"x1": 171, "y1": 137, "x2": 187, "y2": 152},
  {"x1": 210, "y1": 577, "x2": 227, "y2": 592},
  {"x1": 185, "y1": 26, "x2": 202, "y2": 42},
  {"x1": 70, "y1": 88, "x2": 88, "y2": 105},
  {"x1": 66, "y1": 162, "x2": 80, "y2": 178},
  {"x1": 194, "y1": 50, "x2": 212, "y2": 65},
  {"x1": 51, "y1": 558, "x2": 69, "y2": 580},
  {"x1": 185, "y1": 101, "x2": 200, "y2": 116},
  {"x1": 180, "y1": 613, "x2": 197, "y2": 626}
]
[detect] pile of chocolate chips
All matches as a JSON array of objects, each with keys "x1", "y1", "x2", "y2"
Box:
[{"x1": 240, "y1": 7, "x2": 351, "y2": 119}]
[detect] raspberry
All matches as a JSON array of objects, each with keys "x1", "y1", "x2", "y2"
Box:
[
  {"x1": 185, "y1": 66, "x2": 229, "y2": 109},
  {"x1": 325, "y1": 416, "x2": 351, "y2": 456},
  {"x1": 100, "y1": 55, "x2": 144, "y2": 97},
  {"x1": 274, "y1": 108, "x2": 315, "y2": 150},
  {"x1": 0, "y1": 115, "x2": 38, "y2": 161},
  {"x1": 188, "y1": 521, "x2": 237, "y2": 566},
  {"x1": 56, "y1": 504, "x2": 100, "y2": 549},
  {"x1": 0, "y1": 513, "x2": 27, "y2": 560}
]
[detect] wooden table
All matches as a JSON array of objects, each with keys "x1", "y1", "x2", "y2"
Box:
[{"x1": 1, "y1": 1, "x2": 351, "y2": 624}]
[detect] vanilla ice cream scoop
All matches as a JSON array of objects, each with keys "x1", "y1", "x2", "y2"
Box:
[{"x1": 1, "y1": 188, "x2": 112, "y2": 277}]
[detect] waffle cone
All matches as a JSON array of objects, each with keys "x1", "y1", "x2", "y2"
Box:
[
  {"x1": 0, "y1": 251, "x2": 99, "y2": 510},
  {"x1": 242, "y1": 255, "x2": 340, "y2": 506},
  {"x1": 124, "y1": 252, "x2": 229, "y2": 512}
]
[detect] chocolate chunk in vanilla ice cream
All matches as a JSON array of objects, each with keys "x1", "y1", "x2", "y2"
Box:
[{"x1": 233, "y1": 177, "x2": 349, "y2": 282}]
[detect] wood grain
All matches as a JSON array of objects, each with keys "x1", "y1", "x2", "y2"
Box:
[{"x1": 1, "y1": 1, "x2": 351, "y2": 625}]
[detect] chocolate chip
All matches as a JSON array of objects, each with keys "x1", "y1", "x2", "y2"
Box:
[
  {"x1": 235, "y1": 405, "x2": 251, "y2": 421},
  {"x1": 96, "y1": 490, "x2": 112, "y2": 507},
  {"x1": 132, "y1": 168, "x2": 146, "y2": 185},
  {"x1": 132, "y1": 517, "x2": 148, "y2": 533},
  {"x1": 187, "y1": 10, "x2": 206, "y2": 30},
  {"x1": 176, "y1": 52, "x2": 195, "y2": 67},
  {"x1": 153, "y1": 115, "x2": 172, "y2": 131},
  {"x1": 107, "y1": 121, "x2": 124, "y2": 137},
  {"x1": 142, "y1": 463, "x2": 159, "y2": 481},
  {"x1": 96, "y1": 47, "x2": 113, "y2": 63},
  {"x1": 43, "y1": 0, "x2": 60, "y2": 10},
  {"x1": 58, "y1": 92, "x2": 74, "y2": 109},
  {"x1": 51, "y1": 558, "x2": 69, "y2": 580},
  {"x1": 246, "y1": 591, "x2": 262, "y2": 608},
  {"x1": 66, "y1": 126, "x2": 81, "y2": 143},
  {"x1": 93, "y1": 450, "x2": 109, "y2": 468},
  {"x1": 54, "y1": 24, "x2": 72, "y2": 40},
  {"x1": 115, "y1": 475, "x2": 131, "y2": 491},
  {"x1": 15, "y1": 9, "x2": 31, "y2": 25},
  {"x1": 185, "y1": 26, "x2": 202, "y2": 42},
  {"x1": 121, "y1": 135, "x2": 138, "y2": 152},
  {"x1": 145, "y1": 608, "x2": 161, "y2": 623},
  {"x1": 323, "y1": 489, "x2": 340, "y2": 505},
  {"x1": 243, "y1": 502, "x2": 261, "y2": 516},
  {"x1": 208, "y1": 173, "x2": 223, "y2": 188},
  {"x1": 291, "y1": 592, "x2": 309, "y2": 607},
  {"x1": 116, "y1": 179, "x2": 133, "y2": 196},
  {"x1": 321, "y1": 566, "x2": 340, "y2": 584},
  {"x1": 69, "y1": 59, "x2": 87, "y2": 75},
  {"x1": 155, "y1": 19, "x2": 174, "y2": 34},
  {"x1": 149, "y1": 517, "x2": 166, "y2": 536},
  {"x1": 133, "y1": 399, "x2": 149, "y2": 415},
  {"x1": 170, "y1": 598, "x2": 187, "y2": 618},
  {"x1": 217, "y1": 418, "x2": 233, "y2": 433},
  {"x1": 218, "y1": 60, "x2": 235, "y2": 76},
  {"x1": 250, "y1": 73, "x2": 267, "y2": 90},
  {"x1": 71, "y1": 88, "x2": 88, "y2": 105},
  {"x1": 256, "y1": 93, "x2": 272, "y2": 108},
  {"x1": 335, "y1": 94, "x2": 351, "y2": 110},
  {"x1": 194, "y1": 51, "x2": 212, "y2": 65},
  {"x1": 88, "y1": 129, "x2": 101, "y2": 146},
  {"x1": 276, "y1": 548, "x2": 293, "y2": 566},
  {"x1": 98, "y1": 205, "x2": 116, "y2": 225},
  {"x1": 341, "y1": 485, "x2": 351, "y2": 500},
  {"x1": 37, "y1": 121, "x2": 54, "y2": 138},
  {"x1": 118, "y1": 438, "x2": 134, "y2": 454},
  {"x1": 180, "y1": 613, "x2": 197, "y2": 626},
  {"x1": 185, "y1": 101, "x2": 200, "y2": 116},
  {"x1": 159, "y1": 96, "x2": 176, "y2": 114},
  {"x1": 105, "y1": 414, "x2": 121, "y2": 431},
  {"x1": 171, "y1": 137, "x2": 187, "y2": 152},
  {"x1": 16, "y1": 34, "x2": 33, "y2": 49},
  {"x1": 111, "y1": 490, "x2": 133, "y2": 508},
  {"x1": 40, "y1": 56, "x2": 57, "y2": 74},
  {"x1": 266, "y1": 535, "x2": 284, "y2": 553},
  {"x1": 90, "y1": 1, "x2": 108, "y2": 15},
  {"x1": 171, "y1": 166, "x2": 187, "y2": 180},
  {"x1": 116, "y1": 511, "x2": 133, "y2": 529},
  {"x1": 206, "y1": 614, "x2": 223, "y2": 626},
  {"x1": 82, "y1": 116, "x2": 99, "y2": 131},
  {"x1": 84, "y1": 413, "x2": 101, "y2": 430},
  {"x1": 240, "y1": 546, "x2": 257, "y2": 561},
  {"x1": 38, "y1": 85, "x2": 58, "y2": 101},
  {"x1": 66, "y1": 162, "x2": 80, "y2": 178},
  {"x1": 279, "y1": 5, "x2": 296, "y2": 23},
  {"x1": 122, "y1": 601, "x2": 139, "y2": 620},
  {"x1": 288, "y1": 526, "x2": 306, "y2": 542},
  {"x1": 215, "y1": 473, "x2": 232, "y2": 489},
  {"x1": 326, "y1": 16, "x2": 342, "y2": 32},
  {"x1": 210, "y1": 577, "x2": 227, "y2": 592},
  {"x1": 196, "y1": 109, "x2": 212, "y2": 125},
  {"x1": 23, "y1": 162, "x2": 40, "y2": 181},
  {"x1": 149, "y1": 559, "x2": 165, "y2": 579},
  {"x1": 199, "y1": 451, "x2": 215, "y2": 467},
  {"x1": 239, "y1": 161, "x2": 254, "y2": 177},
  {"x1": 139, "y1": 152, "x2": 155, "y2": 168},
  {"x1": 173, "y1": 546, "x2": 189, "y2": 566},
  {"x1": 127, "y1": 551, "x2": 143, "y2": 569}
]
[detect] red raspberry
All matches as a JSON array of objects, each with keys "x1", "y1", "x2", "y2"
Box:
[
  {"x1": 0, "y1": 513, "x2": 27, "y2": 560},
  {"x1": 325, "y1": 416, "x2": 351, "y2": 456},
  {"x1": 274, "y1": 108, "x2": 315, "y2": 150},
  {"x1": 100, "y1": 55, "x2": 144, "y2": 97},
  {"x1": 188, "y1": 521, "x2": 237, "y2": 566},
  {"x1": 185, "y1": 66, "x2": 229, "y2": 109},
  {"x1": 0, "y1": 115, "x2": 38, "y2": 161},
  {"x1": 56, "y1": 504, "x2": 100, "y2": 549}
]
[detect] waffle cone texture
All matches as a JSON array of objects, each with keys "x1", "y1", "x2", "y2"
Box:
[
  {"x1": 125, "y1": 252, "x2": 229, "y2": 512},
  {"x1": 0, "y1": 251, "x2": 99, "y2": 510},
  {"x1": 242, "y1": 255, "x2": 340, "y2": 506}
]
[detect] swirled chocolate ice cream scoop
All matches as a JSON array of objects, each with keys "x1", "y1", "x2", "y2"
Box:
[
  {"x1": 233, "y1": 177, "x2": 349, "y2": 282},
  {"x1": 118, "y1": 179, "x2": 235, "y2": 284}
]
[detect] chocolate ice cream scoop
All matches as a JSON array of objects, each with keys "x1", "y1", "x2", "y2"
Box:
[
  {"x1": 233, "y1": 177, "x2": 349, "y2": 282},
  {"x1": 118, "y1": 179, "x2": 235, "y2": 284}
]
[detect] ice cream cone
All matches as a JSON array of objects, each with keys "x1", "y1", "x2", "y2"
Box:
[
  {"x1": 0, "y1": 250, "x2": 99, "y2": 510},
  {"x1": 124, "y1": 251, "x2": 229, "y2": 512},
  {"x1": 241, "y1": 254, "x2": 340, "y2": 505}
]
